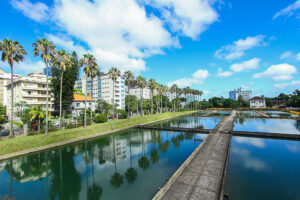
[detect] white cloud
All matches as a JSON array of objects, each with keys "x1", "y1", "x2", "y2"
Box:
[
  {"x1": 12, "y1": 0, "x2": 219, "y2": 73},
  {"x1": 167, "y1": 69, "x2": 210, "y2": 88},
  {"x1": 253, "y1": 63, "x2": 297, "y2": 81},
  {"x1": 215, "y1": 35, "x2": 266, "y2": 60},
  {"x1": 145, "y1": 0, "x2": 218, "y2": 39},
  {"x1": 46, "y1": 34, "x2": 87, "y2": 57},
  {"x1": 11, "y1": 0, "x2": 50, "y2": 22},
  {"x1": 296, "y1": 53, "x2": 300, "y2": 60},
  {"x1": 273, "y1": 0, "x2": 300, "y2": 19},
  {"x1": 2, "y1": 60, "x2": 45, "y2": 74},
  {"x1": 280, "y1": 51, "x2": 293, "y2": 60},
  {"x1": 230, "y1": 58, "x2": 260, "y2": 72},
  {"x1": 217, "y1": 68, "x2": 233, "y2": 77},
  {"x1": 274, "y1": 80, "x2": 300, "y2": 88},
  {"x1": 234, "y1": 137, "x2": 266, "y2": 148}
]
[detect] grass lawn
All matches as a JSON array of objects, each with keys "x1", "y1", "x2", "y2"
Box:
[{"x1": 0, "y1": 111, "x2": 195, "y2": 157}]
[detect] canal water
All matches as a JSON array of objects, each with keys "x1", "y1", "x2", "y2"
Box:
[
  {"x1": 209, "y1": 111, "x2": 231, "y2": 117},
  {"x1": 225, "y1": 136, "x2": 300, "y2": 200},
  {"x1": 236, "y1": 110, "x2": 262, "y2": 117},
  {"x1": 0, "y1": 128, "x2": 205, "y2": 200},
  {"x1": 263, "y1": 110, "x2": 298, "y2": 118},
  {"x1": 150, "y1": 116, "x2": 222, "y2": 129},
  {"x1": 234, "y1": 118, "x2": 300, "y2": 134}
]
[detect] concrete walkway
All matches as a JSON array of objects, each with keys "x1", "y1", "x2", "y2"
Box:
[
  {"x1": 255, "y1": 110, "x2": 270, "y2": 117},
  {"x1": 153, "y1": 111, "x2": 236, "y2": 200}
]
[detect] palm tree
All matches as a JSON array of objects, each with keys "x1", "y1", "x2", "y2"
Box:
[
  {"x1": 29, "y1": 106, "x2": 47, "y2": 133},
  {"x1": 157, "y1": 84, "x2": 164, "y2": 113},
  {"x1": 177, "y1": 88, "x2": 183, "y2": 111},
  {"x1": 122, "y1": 71, "x2": 134, "y2": 118},
  {"x1": 33, "y1": 38, "x2": 56, "y2": 136},
  {"x1": 136, "y1": 76, "x2": 147, "y2": 116},
  {"x1": 88, "y1": 68, "x2": 100, "y2": 124},
  {"x1": 51, "y1": 49, "x2": 73, "y2": 129},
  {"x1": 148, "y1": 79, "x2": 157, "y2": 115},
  {"x1": 163, "y1": 85, "x2": 169, "y2": 112},
  {"x1": 0, "y1": 39, "x2": 27, "y2": 137},
  {"x1": 108, "y1": 67, "x2": 121, "y2": 119},
  {"x1": 79, "y1": 54, "x2": 99, "y2": 127},
  {"x1": 170, "y1": 84, "x2": 178, "y2": 112}
]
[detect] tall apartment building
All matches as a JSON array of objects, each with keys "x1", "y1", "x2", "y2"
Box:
[
  {"x1": 6, "y1": 73, "x2": 54, "y2": 119},
  {"x1": 0, "y1": 68, "x2": 22, "y2": 105},
  {"x1": 229, "y1": 87, "x2": 252, "y2": 101},
  {"x1": 75, "y1": 73, "x2": 126, "y2": 110}
]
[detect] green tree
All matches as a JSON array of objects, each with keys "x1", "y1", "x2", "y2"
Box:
[
  {"x1": 79, "y1": 54, "x2": 100, "y2": 127},
  {"x1": 122, "y1": 71, "x2": 134, "y2": 118},
  {"x1": 51, "y1": 49, "x2": 73, "y2": 129},
  {"x1": 108, "y1": 67, "x2": 121, "y2": 119},
  {"x1": 33, "y1": 38, "x2": 56, "y2": 136},
  {"x1": 0, "y1": 39, "x2": 27, "y2": 137},
  {"x1": 137, "y1": 76, "x2": 147, "y2": 116},
  {"x1": 148, "y1": 79, "x2": 157, "y2": 115},
  {"x1": 29, "y1": 106, "x2": 48, "y2": 133}
]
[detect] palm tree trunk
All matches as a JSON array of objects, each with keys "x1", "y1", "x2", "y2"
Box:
[
  {"x1": 151, "y1": 90, "x2": 153, "y2": 115},
  {"x1": 59, "y1": 71, "x2": 63, "y2": 129},
  {"x1": 10, "y1": 65, "x2": 14, "y2": 137},
  {"x1": 140, "y1": 88, "x2": 143, "y2": 116},
  {"x1": 160, "y1": 95, "x2": 162, "y2": 113},
  {"x1": 137, "y1": 98, "x2": 139, "y2": 116},
  {"x1": 112, "y1": 81, "x2": 115, "y2": 119},
  {"x1": 128, "y1": 87, "x2": 130, "y2": 118},
  {"x1": 84, "y1": 80, "x2": 87, "y2": 128},
  {"x1": 45, "y1": 62, "x2": 49, "y2": 136},
  {"x1": 38, "y1": 119, "x2": 41, "y2": 133},
  {"x1": 90, "y1": 79, "x2": 93, "y2": 124}
]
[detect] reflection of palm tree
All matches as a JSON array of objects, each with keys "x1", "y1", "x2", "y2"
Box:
[
  {"x1": 110, "y1": 135, "x2": 124, "y2": 188},
  {"x1": 159, "y1": 132, "x2": 171, "y2": 153},
  {"x1": 138, "y1": 131, "x2": 150, "y2": 170},
  {"x1": 125, "y1": 132, "x2": 138, "y2": 183},
  {"x1": 150, "y1": 148, "x2": 159, "y2": 164}
]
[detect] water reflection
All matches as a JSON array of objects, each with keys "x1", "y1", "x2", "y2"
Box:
[
  {"x1": 263, "y1": 110, "x2": 298, "y2": 118},
  {"x1": 225, "y1": 137, "x2": 300, "y2": 200},
  {"x1": 236, "y1": 110, "x2": 262, "y2": 117},
  {"x1": 234, "y1": 118, "x2": 300, "y2": 134},
  {"x1": 151, "y1": 117, "x2": 222, "y2": 129},
  {"x1": 0, "y1": 129, "x2": 204, "y2": 200}
]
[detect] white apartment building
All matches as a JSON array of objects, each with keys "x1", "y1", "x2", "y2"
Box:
[
  {"x1": 229, "y1": 87, "x2": 252, "y2": 101},
  {"x1": 128, "y1": 87, "x2": 152, "y2": 100},
  {"x1": 0, "y1": 68, "x2": 22, "y2": 105},
  {"x1": 75, "y1": 73, "x2": 125, "y2": 110},
  {"x1": 6, "y1": 73, "x2": 54, "y2": 119},
  {"x1": 250, "y1": 97, "x2": 266, "y2": 108}
]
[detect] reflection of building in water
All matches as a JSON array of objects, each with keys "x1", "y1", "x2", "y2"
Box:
[
  {"x1": 10, "y1": 158, "x2": 48, "y2": 183},
  {"x1": 0, "y1": 161, "x2": 6, "y2": 173},
  {"x1": 103, "y1": 137, "x2": 127, "y2": 162}
]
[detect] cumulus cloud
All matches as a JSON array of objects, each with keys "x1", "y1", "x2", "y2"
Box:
[
  {"x1": 11, "y1": 0, "x2": 50, "y2": 22},
  {"x1": 280, "y1": 51, "x2": 300, "y2": 61},
  {"x1": 144, "y1": 0, "x2": 218, "y2": 40},
  {"x1": 2, "y1": 60, "x2": 45, "y2": 74},
  {"x1": 253, "y1": 63, "x2": 297, "y2": 81},
  {"x1": 167, "y1": 69, "x2": 210, "y2": 88},
  {"x1": 215, "y1": 35, "x2": 266, "y2": 60},
  {"x1": 230, "y1": 58, "x2": 260, "y2": 72},
  {"x1": 217, "y1": 68, "x2": 233, "y2": 77},
  {"x1": 274, "y1": 80, "x2": 300, "y2": 88},
  {"x1": 234, "y1": 137, "x2": 266, "y2": 148},
  {"x1": 273, "y1": 0, "x2": 300, "y2": 19}
]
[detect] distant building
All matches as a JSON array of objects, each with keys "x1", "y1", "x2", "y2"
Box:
[
  {"x1": 6, "y1": 73, "x2": 54, "y2": 119},
  {"x1": 0, "y1": 68, "x2": 22, "y2": 105},
  {"x1": 75, "y1": 72, "x2": 126, "y2": 110},
  {"x1": 70, "y1": 94, "x2": 96, "y2": 118},
  {"x1": 250, "y1": 97, "x2": 266, "y2": 108},
  {"x1": 229, "y1": 87, "x2": 252, "y2": 101}
]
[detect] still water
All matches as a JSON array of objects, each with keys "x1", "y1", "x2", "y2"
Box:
[
  {"x1": 225, "y1": 136, "x2": 300, "y2": 200},
  {"x1": 263, "y1": 110, "x2": 298, "y2": 118},
  {"x1": 0, "y1": 129, "x2": 205, "y2": 200},
  {"x1": 234, "y1": 118, "x2": 300, "y2": 134},
  {"x1": 236, "y1": 110, "x2": 262, "y2": 117},
  {"x1": 209, "y1": 111, "x2": 231, "y2": 117},
  {"x1": 150, "y1": 117, "x2": 222, "y2": 129}
]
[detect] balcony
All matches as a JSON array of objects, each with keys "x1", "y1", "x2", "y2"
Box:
[{"x1": 23, "y1": 86, "x2": 48, "y2": 91}]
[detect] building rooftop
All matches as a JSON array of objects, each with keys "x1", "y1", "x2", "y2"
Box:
[
  {"x1": 73, "y1": 94, "x2": 95, "y2": 101},
  {"x1": 250, "y1": 96, "x2": 265, "y2": 101}
]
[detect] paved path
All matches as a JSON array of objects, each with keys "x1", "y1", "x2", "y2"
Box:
[
  {"x1": 153, "y1": 111, "x2": 236, "y2": 200},
  {"x1": 255, "y1": 110, "x2": 270, "y2": 117}
]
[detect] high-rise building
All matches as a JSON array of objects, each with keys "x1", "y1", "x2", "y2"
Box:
[
  {"x1": 229, "y1": 87, "x2": 252, "y2": 101},
  {"x1": 75, "y1": 73, "x2": 126, "y2": 110},
  {"x1": 0, "y1": 68, "x2": 22, "y2": 105},
  {"x1": 6, "y1": 73, "x2": 54, "y2": 119}
]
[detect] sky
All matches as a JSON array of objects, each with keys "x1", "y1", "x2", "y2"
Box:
[{"x1": 0, "y1": 0, "x2": 300, "y2": 99}]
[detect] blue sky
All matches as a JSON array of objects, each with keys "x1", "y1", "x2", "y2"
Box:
[{"x1": 0, "y1": 0, "x2": 300, "y2": 99}]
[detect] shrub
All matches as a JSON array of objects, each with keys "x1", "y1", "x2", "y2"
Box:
[
  {"x1": 64, "y1": 113, "x2": 72, "y2": 119},
  {"x1": 95, "y1": 114, "x2": 107, "y2": 123},
  {"x1": 66, "y1": 123, "x2": 77, "y2": 129}
]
